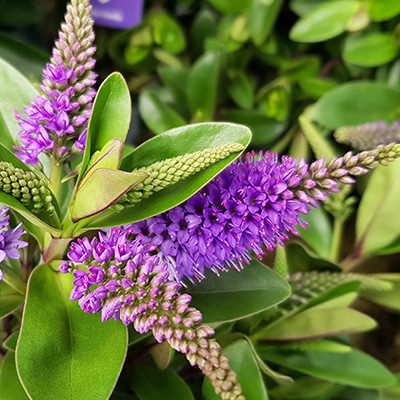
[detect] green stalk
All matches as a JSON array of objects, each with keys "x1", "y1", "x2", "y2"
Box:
[
  {"x1": 330, "y1": 217, "x2": 344, "y2": 262},
  {"x1": 49, "y1": 159, "x2": 62, "y2": 201}
]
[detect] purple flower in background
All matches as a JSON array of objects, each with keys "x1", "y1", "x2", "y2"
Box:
[
  {"x1": 0, "y1": 206, "x2": 28, "y2": 280},
  {"x1": 14, "y1": 0, "x2": 97, "y2": 166}
]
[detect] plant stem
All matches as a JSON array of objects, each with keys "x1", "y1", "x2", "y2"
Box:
[
  {"x1": 330, "y1": 217, "x2": 344, "y2": 262},
  {"x1": 41, "y1": 236, "x2": 72, "y2": 263},
  {"x1": 49, "y1": 159, "x2": 62, "y2": 201}
]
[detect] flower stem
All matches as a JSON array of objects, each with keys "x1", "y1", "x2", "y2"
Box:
[
  {"x1": 330, "y1": 217, "x2": 344, "y2": 262},
  {"x1": 49, "y1": 159, "x2": 62, "y2": 201}
]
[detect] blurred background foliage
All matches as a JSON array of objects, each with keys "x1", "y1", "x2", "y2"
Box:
[{"x1": 2, "y1": 0, "x2": 400, "y2": 399}]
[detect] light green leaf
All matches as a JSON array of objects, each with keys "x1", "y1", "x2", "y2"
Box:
[
  {"x1": 85, "y1": 122, "x2": 251, "y2": 229},
  {"x1": 344, "y1": 32, "x2": 398, "y2": 67},
  {"x1": 254, "y1": 307, "x2": 376, "y2": 342},
  {"x1": 71, "y1": 168, "x2": 148, "y2": 222},
  {"x1": 16, "y1": 264, "x2": 128, "y2": 400},
  {"x1": 356, "y1": 162, "x2": 400, "y2": 257},
  {"x1": 203, "y1": 339, "x2": 269, "y2": 400},
  {"x1": 188, "y1": 52, "x2": 221, "y2": 121},
  {"x1": 312, "y1": 82, "x2": 400, "y2": 129},
  {"x1": 258, "y1": 340, "x2": 395, "y2": 388},
  {"x1": 250, "y1": 0, "x2": 283, "y2": 45},
  {"x1": 130, "y1": 364, "x2": 194, "y2": 400},
  {"x1": 188, "y1": 257, "x2": 291, "y2": 323},
  {"x1": 367, "y1": 0, "x2": 400, "y2": 21},
  {"x1": 0, "y1": 352, "x2": 29, "y2": 399},
  {"x1": 3, "y1": 331, "x2": 19, "y2": 352},
  {"x1": 0, "y1": 57, "x2": 39, "y2": 151},
  {"x1": 79, "y1": 72, "x2": 131, "y2": 182},
  {"x1": 139, "y1": 89, "x2": 186, "y2": 135},
  {"x1": 290, "y1": 1, "x2": 360, "y2": 43}
]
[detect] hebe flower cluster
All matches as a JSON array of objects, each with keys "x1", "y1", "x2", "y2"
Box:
[
  {"x1": 60, "y1": 228, "x2": 244, "y2": 399},
  {"x1": 130, "y1": 151, "x2": 311, "y2": 282},
  {"x1": 14, "y1": 0, "x2": 96, "y2": 165},
  {"x1": 0, "y1": 206, "x2": 28, "y2": 280}
]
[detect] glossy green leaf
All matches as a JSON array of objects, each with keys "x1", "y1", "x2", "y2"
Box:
[
  {"x1": 289, "y1": 1, "x2": 359, "y2": 43},
  {"x1": 188, "y1": 52, "x2": 221, "y2": 121},
  {"x1": 188, "y1": 257, "x2": 291, "y2": 323},
  {"x1": 0, "y1": 57, "x2": 39, "y2": 151},
  {"x1": 79, "y1": 72, "x2": 131, "y2": 182},
  {"x1": 207, "y1": 0, "x2": 247, "y2": 14},
  {"x1": 85, "y1": 122, "x2": 251, "y2": 229},
  {"x1": 344, "y1": 33, "x2": 398, "y2": 67},
  {"x1": 16, "y1": 264, "x2": 128, "y2": 400},
  {"x1": 312, "y1": 82, "x2": 400, "y2": 129},
  {"x1": 0, "y1": 280, "x2": 24, "y2": 319},
  {"x1": 250, "y1": 0, "x2": 283, "y2": 45},
  {"x1": 203, "y1": 339, "x2": 268, "y2": 399},
  {"x1": 71, "y1": 168, "x2": 148, "y2": 221},
  {"x1": 255, "y1": 307, "x2": 376, "y2": 342},
  {"x1": 259, "y1": 340, "x2": 396, "y2": 388},
  {"x1": 130, "y1": 364, "x2": 194, "y2": 400},
  {"x1": 151, "y1": 12, "x2": 186, "y2": 54},
  {"x1": 139, "y1": 89, "x2": 186, "y2": 135},
  {"x1": 367, "y1": 0, "x2": 400, "y2": 21},
  {"x1": 356, "y1": 162, "x2": 400, "y2": 257},
  {"x1": 227, "y1": 71, "x2": 253, "y2": 110},
  {"x1": 221, "y1": 109, "x2": 285, "y2": 146},
  {"x1": 0, "y1": 352, "x2": 29, "y2": 400}
]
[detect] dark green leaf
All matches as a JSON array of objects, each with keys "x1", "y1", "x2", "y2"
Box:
[
  {"x1": 3, "y1": 331, "x2": 19, "y2": 352},
  {"x1": 311, "y1": 82, "x2": 400, "y2": 129},
  {"x1": 227, "y1": 71, "x2": 254, "y2": 110},
  {"x1": 188, "y1": 257, "x2": 291, "y2": 323},
  {"x1": 289, "y1": 1, "x2": 360, "y2": 43},
  {"x1": 188, "y1": 52, "x2": 221, "y2": 121},
  {"x1": 258, "y1": 340, "x2": 395, "y2": 388},
  {"x1": 299, "y1": 77, "x2": 337, "y2": 99},
  {"x1": 16, "y1": 265, "x2": 128, "y2": 400},
  {"x1": 0, "y1": 352, "x2": 29, "y2": 399},
  {"x1": 85, "y1": 122, "x2": 251, "y2": 229},
  {"x1": 203, "y1": 339, "x2": 268, "y2": 399},
  {"x1": 207, "y1": 0, "x2": 247, "y2": 14},
  {"x1": 151, "y1": 12, "x2": 186, "y2": 54},
  {"x1": 139, "y1": 89, "x2": 186, "y2": 135},
  {"x1": 79, "y1": 72, "x2": 132, "y2": 182},
  {"x1": 130, "y1": 364, "x2": 194, "y2": 400},
  {"x1": 344, "y1": 33, "x2": 398, "y2": 67}
]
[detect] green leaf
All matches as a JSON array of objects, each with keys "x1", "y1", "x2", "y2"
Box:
[
  {"x1": 71, "y1": 168, "x2": 148, "y2": 222},
  {"x1": 203, "y1": 339, "x2": 268, "y2": 399},
  {"x1": 130, "y1": 364, "x2": 194, "y2": 400},
  {"x1": 16, "y1": 265, "x2": 128, "y2": 400},
  {"x1": 289, "y1": 1, "x2": 360, "y2": 43},
  {"x1": 300, "y1": 207, "x2": 333, "y2": 259},
  {"x1": 0, "y1": 280, "x2": 24, "y2": 319},
  {"x1": 85, "y1": 122, "x2": 251, "y2": 229},
  {"x1": 299, "y1": 77, "x2": 337, "y2": 99},
  {"x1": 221, "y1": 109, "x2": 285, "y2": 146},
  {"x1": 188, "y1": 257, "x2": 291, "y2": 323},
  {"x1": 227, "y1": 70, "x2": 254, "y2": 110},
  {"x1": 188, "y1": 52, "x2": 221, "y2": 121},
  {"x1": 344, "y1": 32, "x2": 399, "y2": 67},
  {"x1": 356, "y1": 162, "x2": 400, "y2": 257},
  {"x1": 367, "y1": 0, "x2": 400, "y2": 21},
  {"x1": 0, "y1": 57, "x2": 39, "y2": 151},
  {"x1": 258, "y1": 340, "x2": 395, "y2": 388},
  {"x1": 3, "y1": 331, "x2": 19, "y2": 352},
  {"x1": 0, "y1": 352, "x2": 29, "y2": 399},
  {"x1": 151, "y1": 11, "x2": 186, "y2": 54},
  {"x1": 206, "y1": 0, "x2": 247, "y2": 14},
  {"x1": 311, "y1": 82, "x2": 400, "y2": 129},
  {"x1": 249, "y1": 0, "x2": 283, "y2": 45},
  {"x1": 79, "y1": 72, "x2": 132, "y2": 182},
  {"x1": 139, "y1": 89, "x2": 186, "y2": 135},
  {"x1": 254, "y1": 307, "x2": 376, "y2": 342}
]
